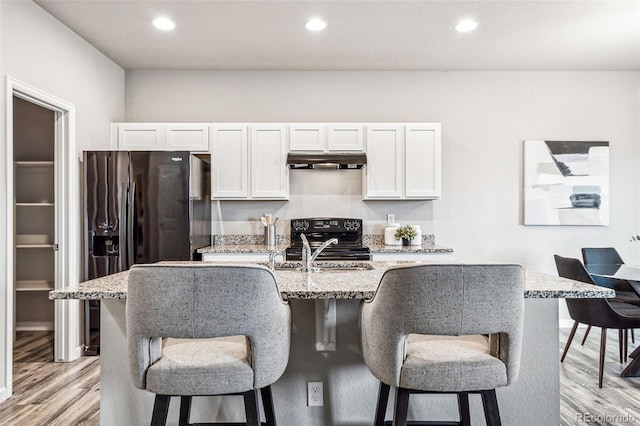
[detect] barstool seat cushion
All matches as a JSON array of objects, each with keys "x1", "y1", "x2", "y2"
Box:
[
  {"x1": 146, "y1": 335, "x2": 253, "y2": 396},
  {"x1": 400, "y1": 334, "x2": 508, "y2": 392}
]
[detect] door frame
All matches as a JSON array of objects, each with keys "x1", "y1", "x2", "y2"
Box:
[{"x1": 1, "y1": 76, "x2": 80, "y2": 402}]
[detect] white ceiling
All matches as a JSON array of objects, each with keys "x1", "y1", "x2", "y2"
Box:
[{"x1": 34, "y1": 0, "x2": 640, "y2": 71}]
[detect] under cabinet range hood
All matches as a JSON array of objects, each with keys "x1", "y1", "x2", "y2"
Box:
[{"x1": 287, "y1": 153, "x2": 367, "y2": 170}]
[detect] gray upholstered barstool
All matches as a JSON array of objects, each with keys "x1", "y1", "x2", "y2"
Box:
[
  {"x1": 360, "y1": 264, "x2": 524, "y2": 426},
  {"x1": 126, "y1": 264, "x2": 291, "y2": 426}
]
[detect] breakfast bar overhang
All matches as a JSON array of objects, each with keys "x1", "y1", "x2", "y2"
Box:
[{"x1": 50, "y1": 261, "x2": 614, "y2": 426}]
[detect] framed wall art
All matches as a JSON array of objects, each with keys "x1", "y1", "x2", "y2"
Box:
[{"x1": 523, "y1": 140, "x2": 609, "y2": 226}]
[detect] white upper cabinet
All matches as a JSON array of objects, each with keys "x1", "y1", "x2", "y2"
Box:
[
  {"x1": 327, "y1": 124, "x2": 364, "y2": 151},
  {"x1": 289, "y1": 123, "x2": 364, "y2": 152},
  {"x1": 111, "y1": 121, "x2": 439, "y2": 201},
  {"x1": 210, "y1": 124, "x2": 289, "y2": 200},
  {"x1": 364, "y1": 123, "x2": 441, "y2": 200},
  {"x1": 404, "y1": 123, "x2": 441, "y2": 198},
  {"x1": 364, "y1": 124, "x2": 404, "y2": 198},
  {"x1": 165, "y1": 124, "x2": 210, "y2": 151},
  {"x1": 211, "y1": 125, "x2": 249, "y2": 198},
  {"x1": 289, "y1": 124, "x2": 325, "y2": 151},
  {"x1": 111, "y1": 123, "x2": 210, "y2": 151},
  {"x1": 112, "y1": 123, "x2": 163, "y2": 150},
  {"x1": 251, "y1": 125, "x2": 289, "y2": 199}
]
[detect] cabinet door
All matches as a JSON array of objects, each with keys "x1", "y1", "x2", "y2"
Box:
[
  {"x1": 165, "y1": 124, "x2": 209, "y2": 151},
  {"x1": 211, "y1": 125, "x2": 249, "y2": 199},
  {"x1": 404, "y1": 123, "x2": 441, "y2": 199},
  {"x1": 364, "y1": 125, "x2": 403, "y2": 199},
  {"x1": 327, "y1": 124, "x2": 364, "y2": 152},
  {"x1": 116, "y1": 123, "x2": 164, "y2": 150},
  {"x1": 289, "y1": 124, "x2": 325, "y2": 151},
  {"x1": 250, "y1": 125, "x2": 289, "y2": 199}
]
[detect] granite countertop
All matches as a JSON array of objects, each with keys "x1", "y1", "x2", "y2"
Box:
[
  {"x1": 197, "y1": 233, "x2": 453, "y2": 254},
  {"x1": 198, "y1": 244, "x2": 277, "y2": 254},
  {"x1": 49, "y1": 261, "x2": 615, "y2": 301},
  {"x1": 198, "y1": 244, "x2": 453, "y2": 254},
  {"x1": 366, "y1": 244, "x2": 453, "y2": 253}
]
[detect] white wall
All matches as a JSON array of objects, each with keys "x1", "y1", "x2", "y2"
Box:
[
  {"x1": 125, "y1": 70, "x2": 640, "y2": 275},
  {"x1": 0, "y1": 0, "x2": 124, "y2": 399}
]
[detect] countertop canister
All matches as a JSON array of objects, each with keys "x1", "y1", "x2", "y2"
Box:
[
  {"x1": 410, "y1": 225, "x2": 422, "y2": 246},
  {"x1": 384, "y1": 223, "x2": 401, "y2": 246}
]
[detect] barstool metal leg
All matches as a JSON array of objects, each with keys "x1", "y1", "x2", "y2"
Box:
[
  {"x1": 392, "y1": 387, "x2": 410, "y2": 426},
  {"x1": 179, "y1": 396, "x2": 191, "y2": 426},
  {"x1": 374, "y1": 382, "x2": 390, "y2": 426},
  {"x1": 261, "y1": 386, "x2": 277, "y2": 426},
  {"x1": 457, "y1": 392, "x2": 471, "y2": 426},
  {"x1": 243, "y1": 389, "x2": 260, "y2": 426},
  {"x1": 480, "y1": 390, "x2": 501, "y2": 426},
  {"x1": 151, "y1": 394, "x2": 171, "y2": 426}
]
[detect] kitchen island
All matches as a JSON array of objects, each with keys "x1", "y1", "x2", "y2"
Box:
[{"x1": 51, "y1": 261, "x2": 613, "y2": 426}]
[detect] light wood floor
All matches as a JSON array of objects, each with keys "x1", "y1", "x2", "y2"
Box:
[
  {"x1": 0, "y1": 331, "x2": 100, "y2": 425},
  {"x1": 559, "y1": 326, "x2": 640, "y2": 426},
  {"x1": 1, "y1": 330, "x2": 640, "y2": 425}
]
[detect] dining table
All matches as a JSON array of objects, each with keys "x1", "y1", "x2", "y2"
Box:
[{"x1": 586, "y1": 263, "x2": 640, "y2": 377}]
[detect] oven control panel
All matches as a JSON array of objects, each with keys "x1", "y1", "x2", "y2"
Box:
[
  {"x1": 291, "y1": 219, "x2": 310, "y2": 232},
  {"x1": 290, "y1": 218, "x2": 363, "y2": 234}
]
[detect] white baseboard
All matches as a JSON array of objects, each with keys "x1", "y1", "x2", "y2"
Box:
[
  {"x1": 70, "y1": 344, "x2": 83, "y2": 361},
  {"x1": 0, "y1": 386, "x2": 7, "y2": 403}
]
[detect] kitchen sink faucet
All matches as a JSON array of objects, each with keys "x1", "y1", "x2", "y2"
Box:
[
  {"x1": 300, "y1": 233, "x2": 338, "y2": 273},
  {"x1": 268, "y1": 248, "x2": 285, "y2": 271}
]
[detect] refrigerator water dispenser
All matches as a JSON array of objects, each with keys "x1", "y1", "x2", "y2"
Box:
[{"x1": 92, "y1": 235, "x2": 119, "y2": 257}]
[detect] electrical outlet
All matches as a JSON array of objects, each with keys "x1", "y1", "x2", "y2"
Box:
[
  {"x1": 387, "y1": 213, "x2": 395, "y2": 223},
  {"x1": 307, "y1": 381, "x2": 323, "y2": 407}
]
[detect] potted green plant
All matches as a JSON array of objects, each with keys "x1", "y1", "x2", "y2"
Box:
[{"x1": 395, "y1": 225, "x2": 418, "y2": 246}]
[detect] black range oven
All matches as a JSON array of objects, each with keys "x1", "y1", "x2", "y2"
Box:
[{"x1": 285, "y1": 217, "x2": 371, "y2": 261}]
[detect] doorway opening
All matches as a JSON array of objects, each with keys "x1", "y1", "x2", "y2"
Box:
[
  {"x1": 13, "y1": 96, "x2": 56, "y2": 338},
  {"x1": 2, "y1": 77, "x2": 80, "y2": 403}
]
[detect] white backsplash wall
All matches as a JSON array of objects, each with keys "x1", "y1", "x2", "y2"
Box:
[{"x1": 211, "y1": 169, "x2": 434, "y2": 237}]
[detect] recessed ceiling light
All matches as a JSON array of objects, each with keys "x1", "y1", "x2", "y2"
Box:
[
  {"x1": 152, "y1": 17, "x2": 176, "y2": 31},
  {"x1": 455, "y1": 19, "x2": 478, "y2": 33},
  {"x1": 305, "y1": 18, "x2": 327, "y2": 32}
]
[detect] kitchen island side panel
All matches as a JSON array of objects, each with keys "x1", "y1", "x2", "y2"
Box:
[{"x1": 100, "y1": 298, "x2": 558, "y2": 426}]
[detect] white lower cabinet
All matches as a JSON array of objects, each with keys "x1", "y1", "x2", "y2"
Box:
[
  {"x1": 202, "y1": 252, "x2": 283, "y2": 262},
  {"x1": 371, "y1": 252, "x2": 453, "y2": 261},
  {"x1": 211, "y1": 124, "x2": 289, "y2": 200},
  {"x1": 364, "y1": 123, "x2": 441, "y2": 200}
]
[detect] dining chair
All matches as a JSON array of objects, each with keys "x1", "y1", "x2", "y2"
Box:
[
  {"x1": 361, "y1": 263, "x2": 524, "y2": 425},
  {"x1": 555, "y1": 255, "x2": 640, "y2": 387},
  {"x1": 126, "y1": 264, "x2": 291, "y2": 426},
  {"x1": 581, "y1": 247, "x2": 640, "y2": 345},
  {"x1": 581, "y1": 247, "x2": 625, "y2": 266}
]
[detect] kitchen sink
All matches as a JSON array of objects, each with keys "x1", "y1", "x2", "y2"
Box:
[{"x1": 264, "y1": 261, "x2": 375, "y2": 272}]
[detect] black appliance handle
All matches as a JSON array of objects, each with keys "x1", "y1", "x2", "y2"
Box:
[
  {"x1": 119, "y1": 182, "x2": 127, "y2": 271},
  {"x1": 127, "y1": 182, "x2": 136, "y2": 269}
]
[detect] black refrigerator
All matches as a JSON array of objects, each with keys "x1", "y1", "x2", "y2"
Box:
[{"x1": 82, "y1": 151, "x2": 211, "y2": 355}]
